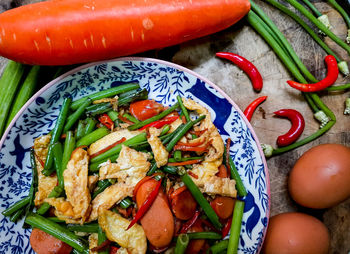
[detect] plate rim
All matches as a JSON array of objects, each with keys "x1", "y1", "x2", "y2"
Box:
[{"x1": 0, "y1": 56, "x2": 270, "y2": 252}]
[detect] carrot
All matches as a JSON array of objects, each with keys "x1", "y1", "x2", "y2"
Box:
[
  {"x1": 136, "y1": 179, "x2": 174, "y2": 248},
  {"x1": 0, "y1": 0, "x2": 250, "y2": 65}
]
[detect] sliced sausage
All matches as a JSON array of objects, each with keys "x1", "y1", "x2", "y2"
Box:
[{"x1": 30, "y1": 228, "x2": 72, "y2": 254}]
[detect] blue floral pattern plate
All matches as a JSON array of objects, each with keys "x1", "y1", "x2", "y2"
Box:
[{"x1": 0, "y1": 57, "x2": 270, "y2": 254}]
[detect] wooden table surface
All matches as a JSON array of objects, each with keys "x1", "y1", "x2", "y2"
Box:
[{"x1": 1, "y1": 0, "x2": 349, "y2": 253}]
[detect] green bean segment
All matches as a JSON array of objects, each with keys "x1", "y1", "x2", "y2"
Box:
[
  {"x1": 64, "y1": 97, "x2": 92, "y2": 132},
  {"x1": 76, "y1": 127, "x2": 109, "y2": 147},
  {"x1": 2, "y1": 196, "x2": 30, "y2": 217},
  {"x1": 227, "y1": 200, "x2": 245, "y2": 254},
  {"x1": 67, "y1": 223, "x2": 99, "y2": 233},
  {"x1": 175, "y1": 234, "x2": 189, "y2": 254}
]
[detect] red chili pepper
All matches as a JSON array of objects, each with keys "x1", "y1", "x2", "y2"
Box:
[
  {"x1": 98, "y1": 113, "x2": 114, "y2": 130},
  {"x1": 127, "y1": 178, "x2": 162, "y2": 230},
  {"x1": 243, "y1": 96, "x2": 267, "y2": 121},
  {"x1": 187, "y1": 171, "x2": 199, "y2": 179},
  {"x1": 109, "y1": 246, "x2": 119, "y2": 254},
  {"x1": 179, "y1": 210, "x2": 200, "y2": 233},
  {"x1": 274, "y1": 109, "x2": 305, "y2": 147},
  {"x1": 222, "y1": 217, "x2": 232, "y2": 238},
  {"x1": 287, "y1": 55, "x2": 339, "y2": 92},
  {"x1": 89, "y1": 137, "x2": 126, "y2": 159},
  {"x1": 139, "y1": 116, "x2": 179, "y2": 130},
  {"x1": 216, "y1": 52, "x2": 263, "y2": 92},
  {"x1": 167, "y1": 159, "x2": 203, "y2": 166}
]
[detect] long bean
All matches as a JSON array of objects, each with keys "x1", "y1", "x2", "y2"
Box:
[
  {"x1": 119, "y1": 197, "x2": 132, "y2": 209},
  {"x1": 43, "y1": 97, "x2": 71, "y2": 175},
  {"x1": 177, "y1": 96, "x2": 190, "y2": 122},
  {"x1": 25, "y1": 213, "x2": 88, "y2": 252},
  {"x1": 326, "y1": 83, "x2": 350, "y2": 91},
  {"x1": 64, "y1": 98, "x2": 92, "y2": 132},
  {"x1": 174, "y1": 234, "x2": 189, "y2": 254},
  {"x1": 122, "y1": 113, "x2": 140, "y2": 123},
  {"x1": 179, "y1": 169, "x2": 222, "y2": 230},
  {"x1": 166, "y1": 115, "x2": 206, "y2": 152},
  {"x1": 251, "y1": 1, "x2": 318, "y2": 83},
  {"x1": 186, "y1": 232, "x2": 222, "y2": 240},
  {"x1": 227, "y1": 200, "x2": 245, "y2": 254},
  {"x1": 223, "y1": 150, "x2": 247, "y2": 197},
  {"x1": 67, "y1": 223, "x2": 99, "y2": 233},
  {"x1": 107, "y1": 110, "x2": 119, "y2": 121},
  {"x1": 5, "y1": 65, "x2": 40, "y2": 128},
  {"x1": 90, "y1": 132, "x2": 147, "y2": 163},
  {"x1": 62, "y1": 131, "x2": 75, "y2": 173},
  {"x1": 263, "y1": 0, "x2": 341, "y2": 61},
  {"x1": 70, "y1": 83, "x2": 139, "y2": 110},
  {"x1": 168, "y1": 156, "x2": 203, "y2": 163},
  {"x1": 10, "y1": 208, "x2": 25, "y2": 222},
  {"x1": 36, "y1": 186, "x2": 64, "y2": 215},
  {"x1": 76, "y1": 127, "x2": 109, "y2": 147},
  {"x1": 76, "y1": 120, "x2": 86, "y2": 140},
  {"x1": 85, "y1": 102, "x2": 112, "y2": 116},
  {"x1": 83, "y1": 118, "x2": 97, "y2": 136},
  {"x1": 328, "y1": 0, "x2": 350, "y2": 41},
  {"x1": 300, "y1": 0, "x2": 322, "y2": 17},
  {"x1": 128, "y1": 102, "x2": 180, "y2": 130},
  {"x1": 52, "y1": 142, "x2": 64, "y2": 188},
  {"x1": 284, "y1": 0, "x2": 350, "y2": 54},
  {"x1": 1, "y1": 196, "x2": 30, "y2": 217},
  {"x1": 0, "y1": 61, "x2": 25, "y2": 136},
  {"x1": 161, "y1": 165, "x2": 178, "y2": 174}
]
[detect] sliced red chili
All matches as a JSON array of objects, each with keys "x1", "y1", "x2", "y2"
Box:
[
  {"x1": 243, "y1": 96, "x2": 267, "y2": 121},
  {"x1": 98, "y1": 113, "x2": 114, "y2": 130},
  {"x1": 138, "y1": 115, "x2": 179, "y2": 130},
  {"x1": 127, "y1": 177, "x2": 162, "y2": 230},
  {"x1": 287, "y1": 55, "x2": 338, "y2": 92},
  {"x1": 167, "y1": 159, "x2": 203, "y2": 166},
  {"x1": 274, "y1": 109, "x2": 305, "y2": 147},
  {"x1": 179, "y1": 210, "x2": 200, "y2": 234},
  {"x1": 216, "y1": 52, "x2": 263, "y2": 92},
  {"x1": 222, "y1": 217, "x2": 232, "y2": 238},
  {"x1": 89, "y1": 137, "x2": 126, "y2": 159}
]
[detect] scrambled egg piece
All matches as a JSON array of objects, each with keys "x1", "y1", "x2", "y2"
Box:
[
  {"x1": 98, "y1": 209, "x2": 147, "y2": 254},
  {"x1": 44, "y1": 197, "x2": 84, "y2": 224},
  {"x1": 182, "y1": 99, "x2": 236, "y2": 197},
  {"x1": 88, "y1": 175, "x2": 99, "y2": 192},
  {"x1": 33, "y1": 134, "x2": 58, "y2": 206},
  {"x1": 88, "y1": 183, "x2": 133, "y2": 222},
  {"x1": 88, "y1": 233, "x2": 98, "y2": 254},
  {"x1": 63, "y1": 148, "x2": 91, "y2": 222},
  {"x1": 147, "y1": 127, "x2": 168, "y2": 167},
  {"x1": 169, "y1": 118, "x2": 183, "y2": 133},
  {"x1": 182, "y1": 98, "x2": 224, "y2": 161},
  {"x1": 88, "y1": 129, "x2": 142, "y2": 156},
  {"x1": 88, "y1": 146, "x2": 150, "y2": 222}
]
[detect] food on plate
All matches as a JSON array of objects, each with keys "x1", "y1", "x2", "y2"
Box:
[
  {"x1": 2, "y1": 83, "x2": 248, "y2": 253},
  {"x1": 262, "y1": 212, "x2": 330, "y2": 254},
  {"x1": 0, "y1": 0, "x2": 250, "y2": 65},
  {"x1": 288, "y1": 143, "x2": 350, "y2": 209}
]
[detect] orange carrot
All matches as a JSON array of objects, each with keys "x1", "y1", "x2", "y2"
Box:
[{"x1": 0, "y1": 0, "x2": 250, "y2": 65}]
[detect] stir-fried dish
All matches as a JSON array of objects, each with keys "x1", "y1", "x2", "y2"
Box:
[{"x1": 2, "y1": 83, "x2": 247, "y2": 254}]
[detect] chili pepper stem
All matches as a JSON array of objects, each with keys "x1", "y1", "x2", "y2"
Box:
[{"x1": 344, "y1": 98, "x2": 350, "y2": 115}]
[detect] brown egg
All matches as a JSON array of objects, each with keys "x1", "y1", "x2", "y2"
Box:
[
  {"x1": 288, "y1": 143, "x2": 350, "y2": 209},
  {"x1": 262, "y1": 212, "x2": 330, "y2": 254}
]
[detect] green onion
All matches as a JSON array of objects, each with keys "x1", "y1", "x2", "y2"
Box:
[
  {"x1": 25, "y1": 213, "x2": 88, "y2": 252},
  {"x1": 161, "y1": 165, "x2": 178, "y2": 174},
  {"x1": 10, "y1": 208, "x2": 25, "y2": 222},
  {"x1": 90, "y1": 132, "x2": 147, "y2": 163},
  {"x1": 84, "y1": 118, "x2": 97, "y2": 136},
  {"x1": 1, "y1": 196, "x2": 30, "y2": 217},
  {"x1": 128, "y1": 103, "x2": 179, "y2": 130},
  {"x1": 67, "y1": 223, "x2": 99, "y2": 233},
  {"x1": 42, "y1": 97, "x2": 72, "y2": 175},
  {"x1": 177, "y1": 96, "x2": 190, "y2": 122},
  {"x1": 122, "y1": 113, "x2": 140, "y2": 123},
  {"x1": 227, "y1": 200, "x2": 245, "y2": 254},
  {"x1": 119, "y1": 197, "x2": 132, "y2": 209},
  {"x1": 209, "y1": 240, "x2": 229, "y2": 254},
  {"x1": 179, "y1": 169, "x2": 222, "y2": 230},
  {"x1": 168, "y1": 156, "x2": 203, "y2": 163},
  {"x1": 76, "y1": 127, "x2": 110, "y2": 147},
  {"x1": 70, "y1": 83, "x2": 139, "y2": 110},
  {"x1": 47, "y1": 217, "x2": 65, "y2": 223},
  {"x1": 118, "y1": 88, "x2": 148, "y2": 106},
  {"x1": 223, "y1": 150, "x2": 247, "y2": 197},
  {"x1": 174, "y1": 234, "x2": 189, "y2": 254},
  {"x1": 62, "y1": 131, "x2": 76, "y2": 174},
  {"x1": 85, "y1": 102, "x2": 112, "y2": 116},
  {"x1": 64, "y1": 98, "x2": 92, "y2": 133},
  {"x1": 300, "y1": 0, "x2": 322, "y2": 17},
  {"x1": 92, "y1": 180, "x2": 111, "y2": 199},
  {"x1": 76, "y1": 120, "x2": 87, "y2": 140},
  {"x1": 98, "y1": 225, "x2": 109, "y2": 254},
  {"x1": 0, "y1": 61, "x2": 25, "y2": 137},
  {"x1": 36, "y1": 186, "x2": 64, "y2": 215},
  {"x1": 52, "y1": 142, "x2": 64, "y2": 188},
  {"x1": 107, "y1": 110, "x2": 119, "y2": 121},
  {"x1": 174, "y1": 232, "x2": 222, "y2": 241},
  {"x1": 5, "y1": 65, "x2": 40, "y2": 128},
  {"x1": 174, "y1": 150, "x2": 182, "y2": 161},
  {"x1": 166, "y1": 115, "x2": 205, "y2": 152}
]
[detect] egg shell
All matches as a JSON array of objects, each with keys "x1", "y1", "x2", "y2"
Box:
[
  {"x1": 288, "y1": 143, "x2": 350, "y2": 209},
  {"x1": 262, "y1": 212, "x2": 330, "y2": 254}
]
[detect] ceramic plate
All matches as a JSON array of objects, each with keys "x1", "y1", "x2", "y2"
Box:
[{"x1": 0, "y1": 57, "x2": 270, "y2": 254}]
